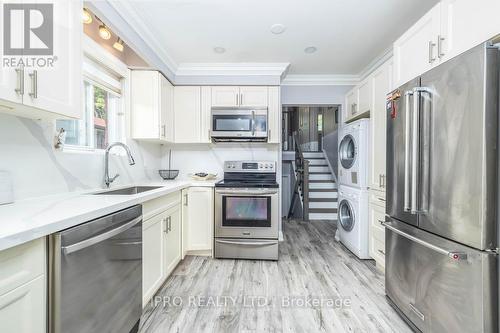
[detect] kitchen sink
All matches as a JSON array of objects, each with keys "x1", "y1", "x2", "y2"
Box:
[{"x1": 92, "y1": 186, "x2": 163, "y2": 195}]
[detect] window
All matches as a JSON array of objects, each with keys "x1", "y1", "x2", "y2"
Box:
[
  {"x1": 57, "y1": 51, "x2": 125, "y2": 151},
  {"x1": 317, "y1": 113, "x2": 323, "y2": 132}
]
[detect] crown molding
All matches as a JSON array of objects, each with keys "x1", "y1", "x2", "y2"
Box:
[
  {"x1": 358, "y1": 46, "x2": 393, "y2": 81},
  {"x1": 281, "y1": 74, "x2": 359, "y2": 86},
  {"x1": 175, "y1": 63, "x2": 290, "y2": 85}
]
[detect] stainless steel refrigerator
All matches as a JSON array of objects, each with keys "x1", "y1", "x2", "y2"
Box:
[{"x1": 385, "y1": 40, "x2": 499, "y2": 332}]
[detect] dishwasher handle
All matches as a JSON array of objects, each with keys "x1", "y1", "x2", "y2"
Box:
[{"x1": 61, "y1": 216, "x2": 142, "y2": 255}]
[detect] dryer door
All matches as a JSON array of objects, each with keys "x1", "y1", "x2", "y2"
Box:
[
  {"x1": 338, "y1": 199, "x2": 355, "y2": 232},
  {"x1": 339, "y1": 134, "x2": 357, "y2": 169}
]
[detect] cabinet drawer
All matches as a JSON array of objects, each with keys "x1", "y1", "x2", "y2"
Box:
[
  {"x1": 0, "y1": 238, "x2": 45, "y2": 296},
  {"x1": 370, "y1": 237, "x2": 386, "y2": 268},
  {"x1": 0, "y1": 275, "x2": 46, "y2": 333},
  {"x1": 370, "y1": 206, "x2": 386, "y2": 243},
  {"x1": 143, "y1": 191, "x2": 181, "y2": 220},
  {"x1": 369, "y1": 191, "x2": 386, "y2": 208}
]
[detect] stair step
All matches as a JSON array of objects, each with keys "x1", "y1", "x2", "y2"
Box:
[
  {"x1": 307, "y1": 159, "x2": 328, "y2": 166},
  {"x1": 309, "y1": 191, "x2": 338, "y2": 199},
  {"x1": 309, "y1": 166, "x2": 330, "y2": 173},
  {"x1": 309, "y1": 174, "x2": 333, "y2": 181},
  {"x1": 309, "y1": 208, "x2": 338, "y2": 213},
  {"x1": 309, "y1": 188, "x2": 338, "y2": 192},
  {"x1": 309, "y1": 197, "x2": 338, "y2": 202},
  {"x1": 309, "y1": 172, "x2": 331, "y2": 175},
  {"x1": 309, "y1": 179, "x2": 335, "y2": 183},
  {"x1": 309, "y1": 201, "x2": 338, "y2": 209},
  {"x1": 303, "y1": 152, "x2": 324, "y2": 158},
  {"x1": 309, "y1": 213, "x2": 338, "y2": 220},
  {"x1": 309, "y1": 182, "x2": 336, "y2": 189}
]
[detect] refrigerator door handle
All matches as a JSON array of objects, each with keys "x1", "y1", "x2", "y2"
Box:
[
  {"x1": 404, "y1": 90, "x2": 413, "y2": 212},
  {"x1": 410, "y1": 87, "x2": 421, "y2": 214},
  {"x1": 382, "y1": 222, "x2": 468, "y2": 261}
]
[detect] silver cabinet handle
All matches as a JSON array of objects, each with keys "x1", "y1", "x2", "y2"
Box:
[
  {"x1": 161, "y1": 124, "x2": 166, "y2": 138},
  {"x1": 168, "y1": 216, "x2": 172, "y2": 232},
  {"x1": 377, "y1": 249, "x2": 385, "y2": 255},
  {"x1": 382, "y1": 222, "x2": 468, "y2": 261},
  {"x1": 428, "y1": 40, "x2": 436, "y2": 63},
  {"x1": 62, "y1": 216, "x2": 142, "y2": 255},
  {"x1": 15, "y1": 67, "x2": 24, "y2": 95},
  {"x1": 29, "y1": 70, "x2": 37, "y2": 98},
  {"x1": 437, "y1": 35, "x2": 445, "y2": 58},
  {"x1": 163, "y1": 218, "x2": 168, "y2": 233},
  {"x1": 184, "y1": 193, "x2": 188, "y2": 206},
  {"x1": 403, "y1": 91, "x2": 413, "y2": 212},
  {"x1": 251, "y1": 110, "x2": 255, "y2": 136},
  {"x1": 351, "y1": 103, "x2": 357, "y2": 115},
  {"x1": 240, "y1": 93, "x2": 243, "y2": 106}
]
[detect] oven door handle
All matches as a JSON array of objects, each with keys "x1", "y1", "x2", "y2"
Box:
[
  {"x1": 215, "y1": 239, "x2": 276, "y2": 246},
  {"x1": 215, "y1": 189, "x2": 278, "y2": 195}
]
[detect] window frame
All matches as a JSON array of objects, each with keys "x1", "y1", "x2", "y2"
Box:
[{"x1": 60, "y1": 35, "x2": 130, "y2": 154}]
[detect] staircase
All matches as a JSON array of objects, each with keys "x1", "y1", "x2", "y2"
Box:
[{"x1": 303, "y1": 152, "x2": 338, "y2": 221}]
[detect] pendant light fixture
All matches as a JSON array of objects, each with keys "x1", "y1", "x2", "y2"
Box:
[
  {"x1": 113, "y1": 38, "x2": 124, "y2": 52},
  {"x1": 82, "y1": 8, "x2": 92, "y2": 24}
]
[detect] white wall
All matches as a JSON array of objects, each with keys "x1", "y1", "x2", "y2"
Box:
[
  {"x1": 281, "y1": 85, "x2": 353, "y2": 106},
  {"x1": 0, "y1": 113, "x2": 163, "y2": 200}
]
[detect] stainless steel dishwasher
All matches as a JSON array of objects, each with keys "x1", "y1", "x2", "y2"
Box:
[{"x1": 49, "y1": 205, "x2": 143, "y2": 333}]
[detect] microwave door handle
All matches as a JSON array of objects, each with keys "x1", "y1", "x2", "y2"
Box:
[
  {"x1": 252, "y1": 110, "x2": 255, "y2": 136},
  {"x1": 404, "y1": 90, "x2": 413, "y2": 212}
]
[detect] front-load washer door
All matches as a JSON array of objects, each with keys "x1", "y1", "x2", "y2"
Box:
[
  {"x1": 338, "y1": 199, "x2": 355, "y2": 232},
  {"x1": 339, "y1": 134, "x2": 357, "y2": 170}
]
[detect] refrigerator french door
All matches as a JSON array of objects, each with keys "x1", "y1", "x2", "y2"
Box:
[{"x1": 385, "y1": 41, "x2": 499, "y2": 332}]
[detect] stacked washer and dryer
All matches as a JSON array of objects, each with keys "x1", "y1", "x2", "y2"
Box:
[{"x1": 337, "y1": 119, "x2": 370, "y2": 259}]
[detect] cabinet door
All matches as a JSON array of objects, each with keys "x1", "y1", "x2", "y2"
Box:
[
  {"x1": 23, "y1": 0, "x2": 82, "y2": 119},
  {"x1": 174, "y1": 86, "x2": 201, "y2": 143},
  {"x1": 181, "y1": 189, "x2": 189, "y2": 259},
  {"x1": 200, "y1": 86, "x2": 212, "y2": 143},
  {"x1": 131, "y1": 71, "x2": 161, "y2": 140},
  {"x1": 142, "y1": 212, "x2": 167, "y2": 304},
  {"x1": 164, "y1": 205, "x2": 182, "y2": 278},
  {"x1": 0, "y1": 68, "x2": 22, "y2": 107},
  {"x1": 357, "y1": 78, "x2": 372, "y2": 114},
  {"x1": 186, "y1": 187, "x2": 213, "y2": 251},
  {"x1": 344, "y1": 88, "x2": 357, "y2": 122},
  {"x1": 0, "y1": 275, "x2": 46, "y2": 333},
  {"x1": 211, "y1": 86, "x2": 239, "y2": 107},
  {"x1": 240, "y1": 86, "x2": 268, "y2": 108},
  {"x1": 267, "y1": 86, "x2": 280, "y2": 143},
  {"x1": 393, "y1": 2, "x2": 441, "y2": 87},
  {"x1": 440, "y1": 0, "x2": 500, "y2": 63},
  {"x1": 369, "y1": 60, "x2": 391, "y2": 192},
  {"x1": 160, "y1": 74, "x2": 174, "y2": 142}
]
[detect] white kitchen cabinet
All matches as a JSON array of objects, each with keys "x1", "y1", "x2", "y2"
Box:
[
  {"x1": 393, "y1": 2, "x2": 441, "y2": 87},
  {"x1": 142, "y1": 211, "x2": 166, "y2": 305},
  {"x1": 163, "y1": 204, "x2": 182, "y2": 278},
  {"x1": 182, "y1": 187, "x2": 214, "y2": 254},
  {"x1": 211, "y1": 86, "x2": 268, "y2": 108},
  {"x1": 0, "y1": 276, "x2": 46, "y2": 333},
  {"x1": 357, "y1": 78, "x2": 372, "y2": 115},
  {"x1": 211, "y1": 86, "x2": 240, "y2": 107},
  {"x1": 0, "y1": 0, "x2": 82, "y2": 120},
  {"x1": 368, "y1": 193, "x2": 386, "y2": 269},
  {"x1": 0, "y1": 238, "x2": 46, "y2": 333},
  {"x1": 131, "y1": 70, "x2": 174, "y2": 142},
  {"x1": 369, "y1": 59, "x2": 392, "y2": 192},
  {"x1": 267, "y1": 86, "x2": 281, "y2": 143},
  {"x1": 200, "y1": 86, "x2": 212, "y2": 143},
  {"x1": 344, "y1": 88, "x2": 357, "y2": 122},
  {"x1": 240, "y1": 86, "x2": 268, "y2": 107},
  {"x1": 439, "y1": 0, "x2": 500, "y2": 63},
  {"x1": 174, "y1": 86, "x2": 202, "y2": 143}
]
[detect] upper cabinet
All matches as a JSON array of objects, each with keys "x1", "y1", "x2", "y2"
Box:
[
  {"x1": 343, "y1": 78, "x2": 372, "y2": 123},
  {"x1": 344, "y1": 88, "x2": 357, "y2": 122},
  {"x1": 211, "y1": 86, "x2": 268, "y2": 108},
  {"x1": 173, "y1": 86, "x2": 212, "y2": 144},
  {"x1": 131, "y1": 70, "x2": 174, "y2": 143},
  {"x1": 393, "y1": 2, "x2": 441, "y2": 87},
  {"x1": 267, "y1": 87, "x2": 281, "y2": 143},
  {"x1": 0, "y1": 0, "x2": 82, "y2": 120},
  {"x1": 394, "y1": 0, "x2": 500, "y2": 87}
]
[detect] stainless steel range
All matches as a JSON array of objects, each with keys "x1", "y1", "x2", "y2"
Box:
[{"x1": 215, "y1": 161, "x2": 279, "y2": 260}]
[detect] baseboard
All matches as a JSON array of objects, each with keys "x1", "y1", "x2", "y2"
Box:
[{"x1": 186, "y1": 249, "x2": 212, "y2": 256}]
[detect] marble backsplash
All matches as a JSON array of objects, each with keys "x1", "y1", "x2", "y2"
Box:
[{"x1": 0, "y1": 113, "x2": 163, "y2": 201}]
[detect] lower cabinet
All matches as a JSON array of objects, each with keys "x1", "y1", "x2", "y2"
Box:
[
  {"x1": 142, "y1": 195, "x2": 182, "y2": 306},
  {"x1": 368, "y1": 191, "x2": 386, "y2": 269},
  {"x1": 0, "y1": 238, "x2": 46, "y2": 333},
  {"x1": 182, "y1": 187, "x2": 214, "y2": 256}
]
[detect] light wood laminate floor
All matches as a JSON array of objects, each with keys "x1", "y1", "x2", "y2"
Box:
[{"x1": 139, "y1": 220, "x2": 411, "y2": 333}]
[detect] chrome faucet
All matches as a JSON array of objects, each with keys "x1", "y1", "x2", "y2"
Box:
[{"x1": 104, "y1": 142, "x2": 136, "y2": 188}]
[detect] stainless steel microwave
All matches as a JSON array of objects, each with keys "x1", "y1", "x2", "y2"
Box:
[{"x1": 211, "y1": 107, "x2": 268, "y2": 142}]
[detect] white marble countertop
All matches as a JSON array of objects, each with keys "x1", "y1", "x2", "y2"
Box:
[{"x1": 0, "y1": 179, "x2": 218, "y2": 252}]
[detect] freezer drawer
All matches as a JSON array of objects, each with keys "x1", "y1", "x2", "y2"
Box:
[
  {"x1": 385, "y1": 219, "x2": 497, "y2": 333},
  {"x1": 215, "y1": 238, "x2": 278, "y2": 260}
]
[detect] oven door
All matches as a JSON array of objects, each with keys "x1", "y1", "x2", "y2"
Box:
[
  {"x1": 215, "y1": 188, "x2": 279, "y2": 239},
  {"x1": 211, "y1": 108, "x2": 268, "y2": 139}
]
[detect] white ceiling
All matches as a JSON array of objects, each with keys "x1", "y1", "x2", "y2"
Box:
[{"x1": 120, "y1": 0, "x2": 438, "y2": 75}]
